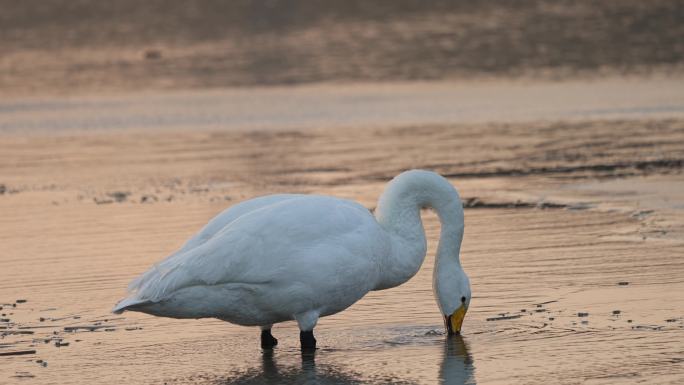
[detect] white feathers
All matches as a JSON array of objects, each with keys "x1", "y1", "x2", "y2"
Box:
[{"x1": 113, "y1": 170, "x2": 469, "y2": 329}]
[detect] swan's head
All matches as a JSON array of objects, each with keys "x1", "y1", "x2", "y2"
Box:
[{"x1": 435, "y1": 265, "x2": 471, "y2": 335}]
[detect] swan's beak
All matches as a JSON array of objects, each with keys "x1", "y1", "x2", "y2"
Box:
[{"x1": 445, "y1": 304, "x2": 467, "y2": 335}]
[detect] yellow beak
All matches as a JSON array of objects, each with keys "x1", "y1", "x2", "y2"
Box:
[{"x1": 445, "y1": 304, "x2": 467, "y2": 335}]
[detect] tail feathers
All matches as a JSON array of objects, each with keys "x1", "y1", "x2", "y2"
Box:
[{"x1": 112, "y1": 296, "x2": 152, "y2": 314}]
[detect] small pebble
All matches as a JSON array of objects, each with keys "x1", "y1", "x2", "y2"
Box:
[
  {"x1": 16, "y1": 299, "x2": 27, "y2": 304},
  {"x1": 618, "y1": 281, "x2": 629, "y2": 286},
  {"x1": 520, "y1": 309, "x2": 526, "y2": 312},
  {"x1": 578, "y1": 312, "x2": 589, "y2": 317},
  {"x1": 39, "y1": 317, "x2": 46, "y2": 322},
  {"x1": 627, "y1": 319, "x2": 633, "y2": 323},
  {"x1": 55, "y1": 341, "x2": 69, "y2": 347},
  {"x1": 612, "y1": 310, "x2": 621, "y2": 315},
  {"x1": 665, "y1": 318, "x2": 677, "y2": 323},
  {"x1": 536, "y1": 304, "x2": 542, "y2": 308},
  {"x1": 12, "y1": 371, "x2": 35, "y2": 378},
  {"x1": 548, "y1": 317, "x2": 555, "y2": 321}
]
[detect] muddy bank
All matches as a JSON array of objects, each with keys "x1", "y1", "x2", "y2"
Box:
[{"x1": 2, "y1": 117, "x2": 681, "y2": 197}]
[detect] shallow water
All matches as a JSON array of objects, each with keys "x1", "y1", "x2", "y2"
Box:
[
  {"x1": 1, "y1": 83, "x2": 684, "y2": 384},
  {"x1": 2, "y1": 202, "x2": 682, "y2": 384}
]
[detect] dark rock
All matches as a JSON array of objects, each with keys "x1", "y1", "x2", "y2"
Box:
[
  {"x1": 144, "y1": 49, "x2": 162, "y2": 60},
  {"x1": 0, "y1": 350, "x2": 36, "y2": 356},
  {"x1": 141, "y1": 194, "x2": 158, "y2": 203},
  {"x1": 107, "y1": 191, "x2": 130, "y2": 202}
]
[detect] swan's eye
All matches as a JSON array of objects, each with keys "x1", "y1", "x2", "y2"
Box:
[{"x1": 461, "y1": 296, "x2": 466, "y2": 303}]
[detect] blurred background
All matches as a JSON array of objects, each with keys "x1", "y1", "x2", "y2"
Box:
[{"x1": 2, "y1": 0, "x2": 682, "y2": 93}]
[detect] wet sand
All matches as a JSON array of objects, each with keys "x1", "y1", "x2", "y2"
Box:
[{"x1": 1, "y1": 81, "x2": 683, "y2": 383}]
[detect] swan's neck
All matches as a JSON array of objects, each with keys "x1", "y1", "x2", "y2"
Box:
[{"x1": 373, "y1": 170, "x2": 464, "y2": 290}]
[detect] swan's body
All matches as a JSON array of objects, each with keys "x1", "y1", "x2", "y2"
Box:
[{"x1": 113, "y1": 170, "x2": 470, "y2": 349}]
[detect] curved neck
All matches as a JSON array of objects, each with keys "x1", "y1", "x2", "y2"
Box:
[{"x1": 373, "y1": 170, "x2": 464, "y2": 290}]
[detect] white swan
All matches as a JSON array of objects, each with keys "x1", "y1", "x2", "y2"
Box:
[{"x1": 113, "y1": 170, "x2": 470, "y2": 350}]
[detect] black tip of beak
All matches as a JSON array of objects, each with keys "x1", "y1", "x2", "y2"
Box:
[{"x1": 444, "y1": 315, "x2": 459, "y2": 336}]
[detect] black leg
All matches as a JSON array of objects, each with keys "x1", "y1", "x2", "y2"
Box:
[
  {"x1": 261, "y1": 329, "x2": 278, "y2": 349},
  {"x1": 300, "y1": 330, "x2": 317, "y2": 351}
]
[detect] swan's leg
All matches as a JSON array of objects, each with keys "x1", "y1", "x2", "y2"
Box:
[
  {"x1": 300, "y1": 330, "x2": 316, "y2": 351},
  {"x1": 260, "y1": 324, "x2": 278, "y2": 349},
  {"x1": 295, "y1": 311, "x2": 319, "y2": 351}
]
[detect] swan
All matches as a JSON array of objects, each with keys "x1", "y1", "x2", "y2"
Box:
[{"x1": 113, "y1": 170, "x2": 470, "y2": 350}]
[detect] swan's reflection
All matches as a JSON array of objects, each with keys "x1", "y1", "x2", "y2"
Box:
[
  {"x1": 440, "y1": 335, "x2": 476, "y2": 385},
  {"x1": 205, "y1": 335, "x2": 475, "y2": 384},
  {"x1": 215, "y1": 350, "x2": 372, "y2": 385}
]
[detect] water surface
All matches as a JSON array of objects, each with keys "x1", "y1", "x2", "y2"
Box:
[{"x1": 1, "y1": 83, "x2": 683, "y2": 384}]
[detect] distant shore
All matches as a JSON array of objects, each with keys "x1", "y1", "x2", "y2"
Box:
[{"x1": 2, "y1": 0, "x2": 682, "y2": 95}]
